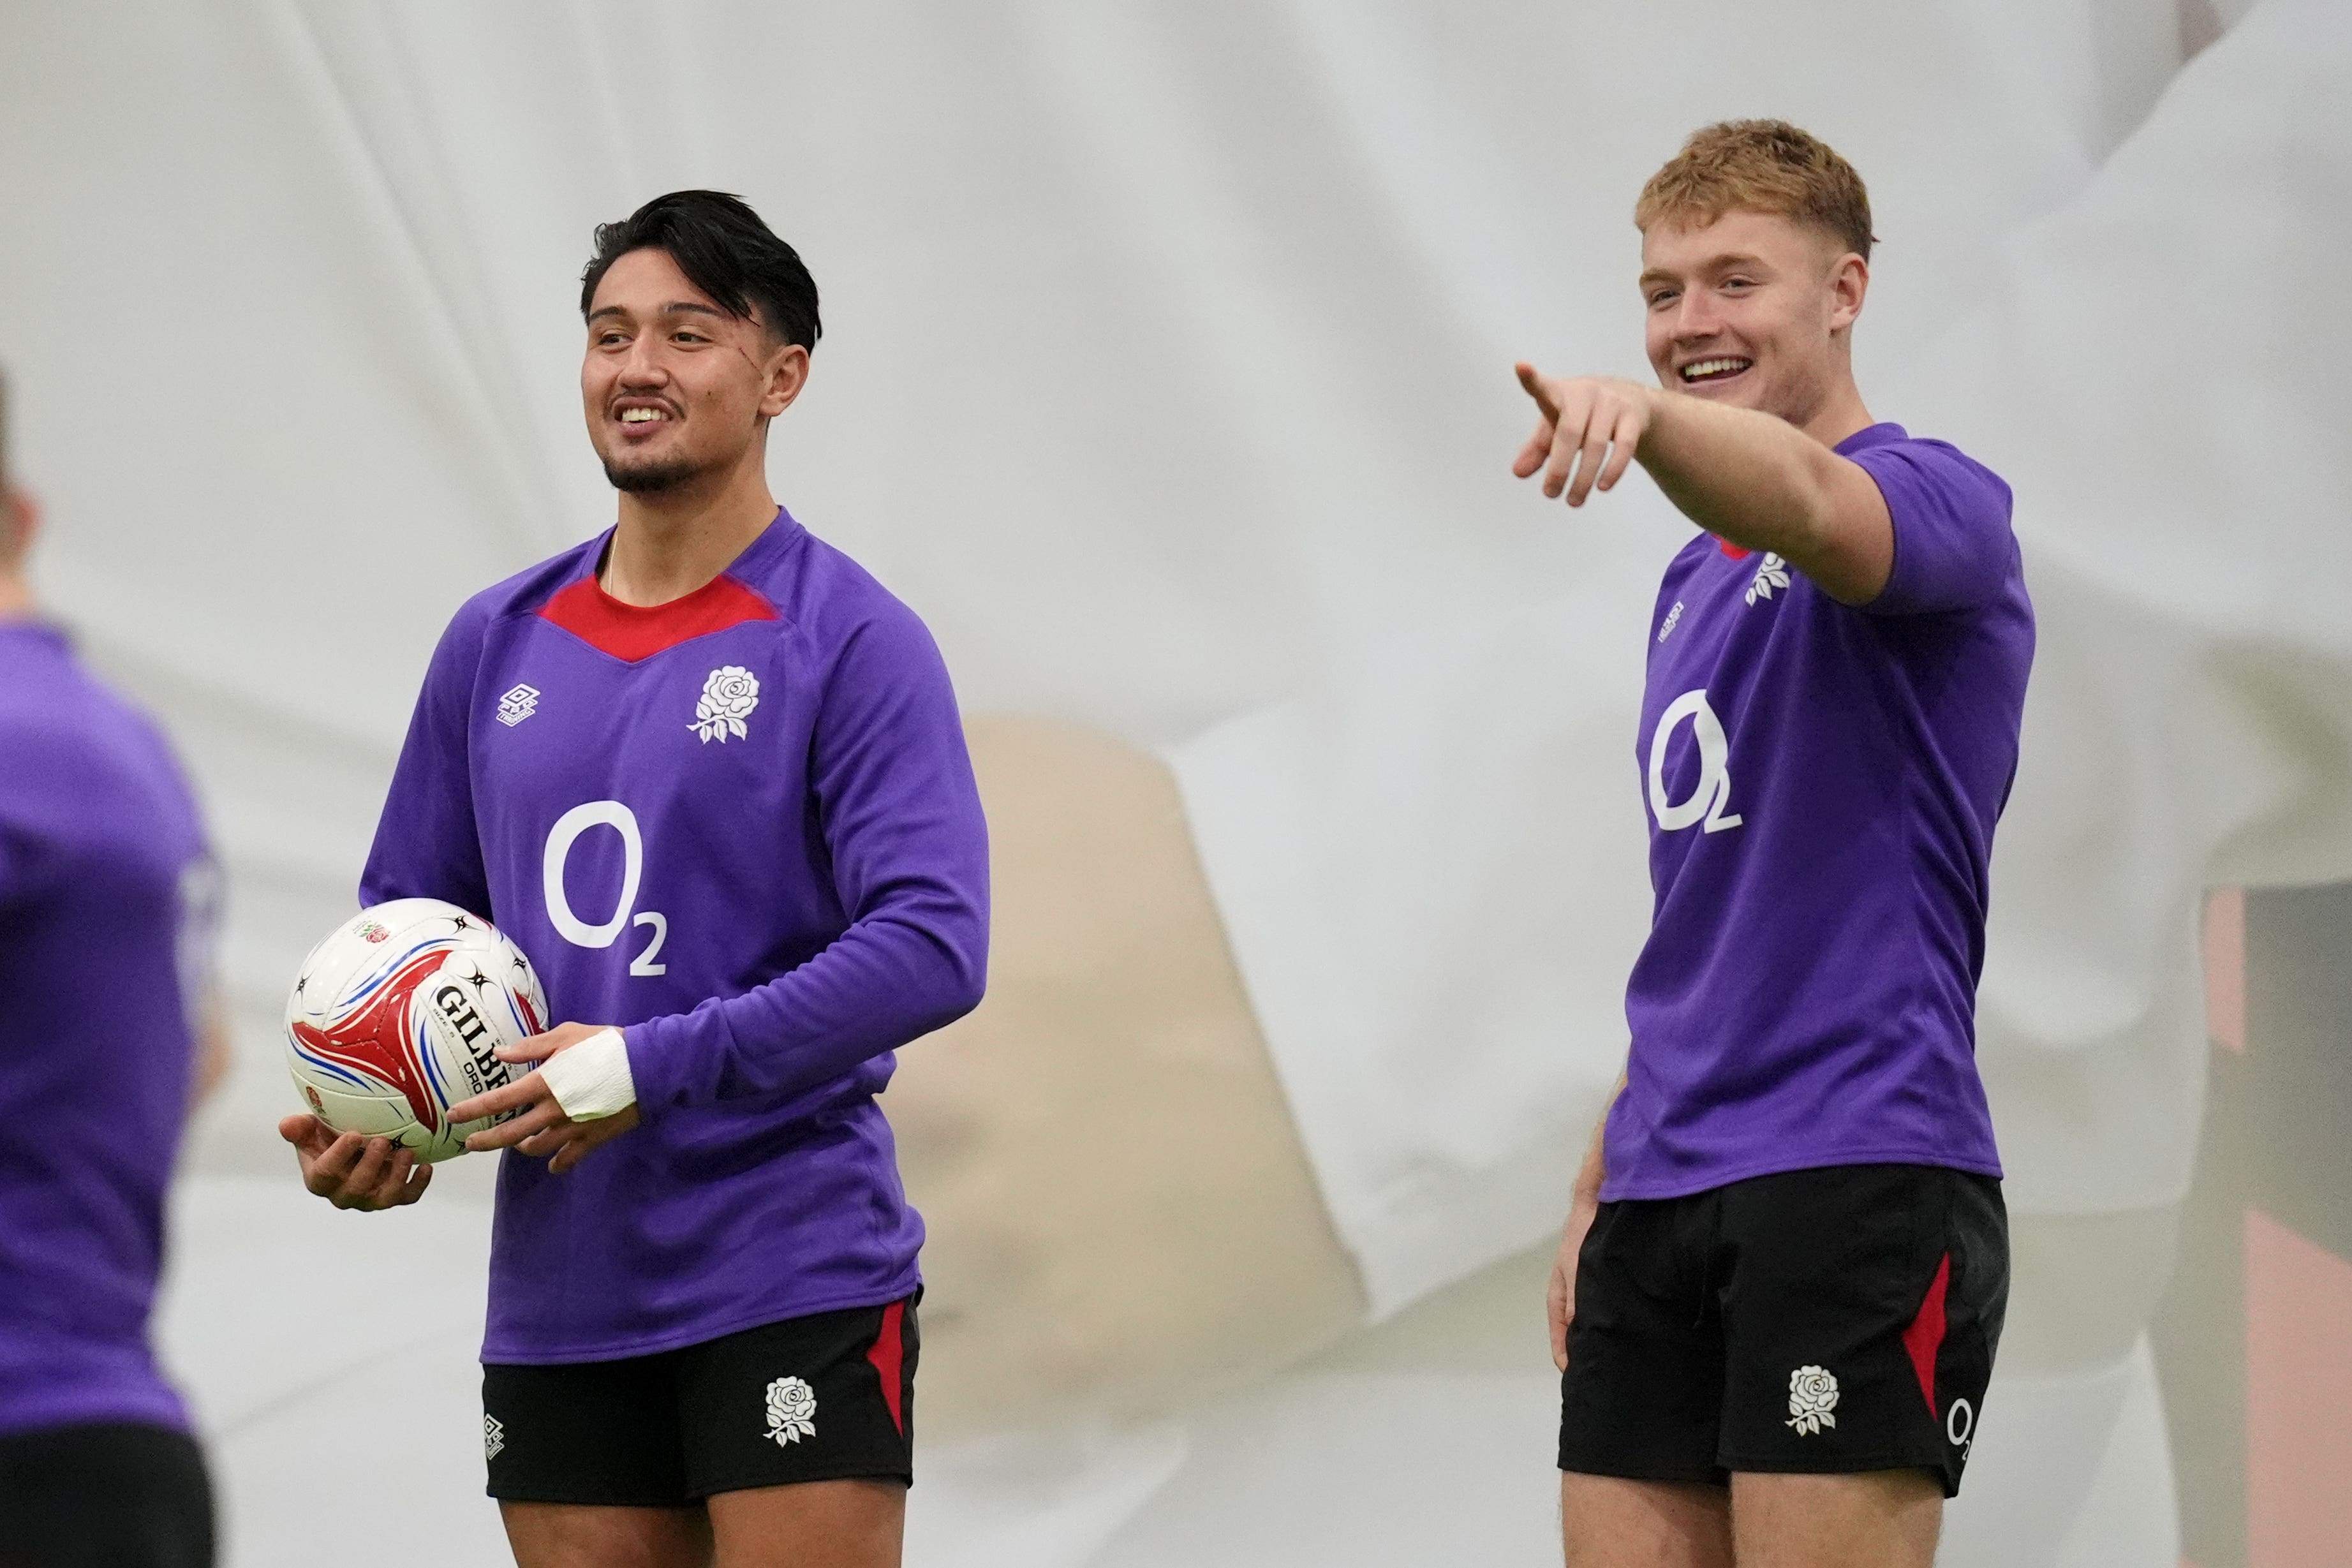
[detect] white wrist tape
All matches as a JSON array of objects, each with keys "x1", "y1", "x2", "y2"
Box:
[{"x1": 538, "y1": 1028, "x2": 638, "y2": 1121}]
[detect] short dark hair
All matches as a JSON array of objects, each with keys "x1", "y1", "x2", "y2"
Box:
[{"x1": 579, "y1": 191, "x2": 822, "y2": 350}]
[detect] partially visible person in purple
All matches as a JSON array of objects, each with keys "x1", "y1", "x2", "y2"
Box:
[
  {"x1": 276, "y1": 193, "x2": 988, "y2": 1568},
  {"x1": 1516, "y1": 124, "x2": 2030, "y2": 1568},
  {"x1": 0, "y1": 364, "x2": 230, "y2": 1568}
]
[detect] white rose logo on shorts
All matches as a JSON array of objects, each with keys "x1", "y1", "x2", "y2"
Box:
[
  {"x1": 1785, "y1": 1365, "x2": 1840, "y2": 1435},
  {"x1": 764, "y1": 1375, "x2": 817, "y2": 1446},
  {"x1": 691, "y1": 665, "x2": 760, "y2": 743}
]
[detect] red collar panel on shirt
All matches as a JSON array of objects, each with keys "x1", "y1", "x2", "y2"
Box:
[
  {"x1": 1715, "y1": 536, "x2": 1753, "y2": 560},
  {"x1": 538, "y1": 572, "x2": 780, "y2": 663}
]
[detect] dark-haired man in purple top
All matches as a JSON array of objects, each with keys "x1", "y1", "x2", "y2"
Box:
[
  {"x1": 0, "y1": 367, "x2": 230, "y2": 1568},
  {"x1": 276, "y1": 194, "x2": 989, "y2": 1568},
  {"x1": 1514, "y1": 123, "x2": 2030, "y2": 1567}
]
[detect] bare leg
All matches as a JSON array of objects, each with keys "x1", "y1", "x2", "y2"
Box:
[
  {"x1": 1727, "y1": 1471, "x2": 1940, "y2": 1568},
  {"x1": 499, "y1": 1502, "x2": 714, "y2": 1568},
  {"x1": 1560, "y1": 1472, "x2": 1734, "y2": 1568},
  {"x1": 707, "y1": 1479, "x2": 906, "y2": 1568}
]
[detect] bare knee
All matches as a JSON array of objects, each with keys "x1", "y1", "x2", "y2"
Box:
[
  {"x1": 1560, "y1": 1470, "x2": 1734, "y2": 1568},
  {"x1": 499, "y1": 1501, "x2": 714, "y2": 1568},
  {"x1": 709, "y1": 1477, "x2": 906, "y2": 1568},
  {"x1": 1728, "y1": 1470, "x2": 1941, "y2": 1568}
]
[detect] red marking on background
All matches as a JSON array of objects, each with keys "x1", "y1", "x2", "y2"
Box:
[
  {"x1": 291, "y1": 949, "x2": 448, "y2": 1132},
  {"x1": 1715, "y1": 536, "x2": 1752, "y2": 560},
  {"x1": 866, "y1": 1299, "x2": 907, "y2": 1436},
  {"x1": 2245, "y1": 1210, "x2": 2352, "y2": 1567},
  {"x1": 2203, "y1": 888, "x2": 2247, "y2": 1055},
  {"x1": 1900, "y1": 1254, "x2": 1951, "y2": 1417},
  {"x1": 538, "y1": 573, "x2": 778, "y2": 663}
]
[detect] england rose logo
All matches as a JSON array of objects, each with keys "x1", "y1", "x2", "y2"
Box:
[
  {"x1": 764, "y1": 1375, "x2": 817, "y2": 1446},
  {"x1": 691, "y1": 665, "x2": 760, "y2": 744},
  {"x1": 1746, "y1": 552, "x2": 1792, "y2": 606},
  {"x1": 1785, "y1": 1365, "x2": 1839, "y2": 1435}
]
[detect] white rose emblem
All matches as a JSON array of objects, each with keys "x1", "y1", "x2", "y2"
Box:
[
  {"x1": 1785, "y1": 1365, "x2": 1839, "y2": 1435},
  {"x1": 691, "y1": 665, "x2": 760, "y2": 743},
  {"x1": 1745, "y1": 552, "x2": 1793, "y2": 606},
  {"x1": 764, "y1": 1375, "x2": 817, "y2": 1446}
]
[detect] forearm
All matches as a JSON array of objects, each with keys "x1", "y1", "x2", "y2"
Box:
[
  {"x1": 627, "y1": 905, "x2": 986, "y2": 1113},
  {"x1": 1637, "y1": 392, "x2": 1850, "y2": 559},
  {"x1": 1573, "y1": 1070, "x2": 1625, "y2": 1201}
]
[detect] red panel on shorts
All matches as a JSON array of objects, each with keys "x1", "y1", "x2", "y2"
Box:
[
  {"x1": 537, "y1": 572, "x2": 778, "y2": 663},
  {"x1": 1902, "y1": 1253, "x2": 1952, "y2": 1416},
  {"x1": 866, "y1": 1299, "x2": 906, "y2": 1436}
]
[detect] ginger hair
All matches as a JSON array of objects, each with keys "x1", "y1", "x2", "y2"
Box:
[{"x1": 1635, "y1": 119, "x2": 1875, "y2": 262}]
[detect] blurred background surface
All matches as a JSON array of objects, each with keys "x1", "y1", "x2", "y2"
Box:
[{"x1": 3, "y1": 1, "x2": 2347, "y2": 1562}]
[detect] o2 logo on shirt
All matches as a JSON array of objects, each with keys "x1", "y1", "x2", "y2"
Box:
[
  {"x1": 542, "y1": 801, "x2": 669, "y2": 975},
  {"x1": 1648, "y1": 689, "x2": 1744, "y2": 835}
]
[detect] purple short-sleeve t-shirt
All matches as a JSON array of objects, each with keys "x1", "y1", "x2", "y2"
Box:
[{"x1": 1602, "y1": 424, "x2": 2033, "y2": 1201}]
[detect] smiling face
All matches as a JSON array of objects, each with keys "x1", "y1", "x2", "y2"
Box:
[
  {"x1": 1639, "y1": 207, "x2": 1867, "y2": 436},
  {"x1": 581, "y1": 247, "x2": 808, "y2": 494}
]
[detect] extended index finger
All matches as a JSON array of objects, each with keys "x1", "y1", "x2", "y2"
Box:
[
  {"x1": 447, "y1": 1074, "x2": 540, "y2": 1128},
  {"x1": 1514, "y1": 362, "x2": 1562, "y2": 423}
]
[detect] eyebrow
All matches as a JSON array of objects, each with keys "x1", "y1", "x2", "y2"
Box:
[
  {"x1": 1639, "y1": 253, "x2": 1771, "y2": 290},
  {"x1": 587, "y1": 301, "x2": 732, "y2": 325}
]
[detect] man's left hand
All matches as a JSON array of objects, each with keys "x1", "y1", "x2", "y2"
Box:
[{"x1": 448, "y1": 1021, "x2": 640, "y2": 1174}]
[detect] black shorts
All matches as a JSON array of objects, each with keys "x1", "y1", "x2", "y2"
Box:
[
  {"x1": 0, "y1": 1421, "x2": 214, "y2": 1568},
  {"x1": 483, "y1": 1292, "x2": 919, "y2": 1507},
  {"x1": 1558, "y1": 1164, "x2": 2006, "y2": 1498}
]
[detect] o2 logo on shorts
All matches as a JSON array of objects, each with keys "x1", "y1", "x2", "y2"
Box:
[
  {"x1": 542, "y1": 801, "x2": 669, "y2": 976},
  {"x1": 1946, "y1": 1396, "x2": 1975, "y2": 1459},
  {"x1": 1648, "y1": 689, "x2": 1744, "y2": 835}
]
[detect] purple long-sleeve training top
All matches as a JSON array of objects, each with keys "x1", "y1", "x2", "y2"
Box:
[{"x1": 363, "y1": 509, "x2": 989, "y2": 1363}]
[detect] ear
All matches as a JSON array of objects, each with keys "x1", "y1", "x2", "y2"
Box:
[
  {"x1": 758, "y1": 342, "x2": 811, "y2": 421},
  {"x1": 1827, "y1": 251, "x2": 1870, "y2": 336}
]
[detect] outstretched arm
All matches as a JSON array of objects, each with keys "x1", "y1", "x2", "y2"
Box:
[{"x1": 1512, "y1": 364, "x2": 1894, "y2": 604}]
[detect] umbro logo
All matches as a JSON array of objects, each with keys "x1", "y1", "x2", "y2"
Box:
[
  {"x1": 496, "y1": 684, "x2": 541, "y2": 727},
  {"x1": 483, "y1": 1414, "x2": 505, "y2": 1461}
]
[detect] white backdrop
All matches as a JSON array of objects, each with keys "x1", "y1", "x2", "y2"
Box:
[{"x1": 3, "y1": 1, "x2": 2348, "y2": 1562}]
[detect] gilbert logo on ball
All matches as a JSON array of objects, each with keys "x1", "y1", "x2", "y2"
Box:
[{"x1": 284, "y1": 899, "x2": 551, "y2": 1162}]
